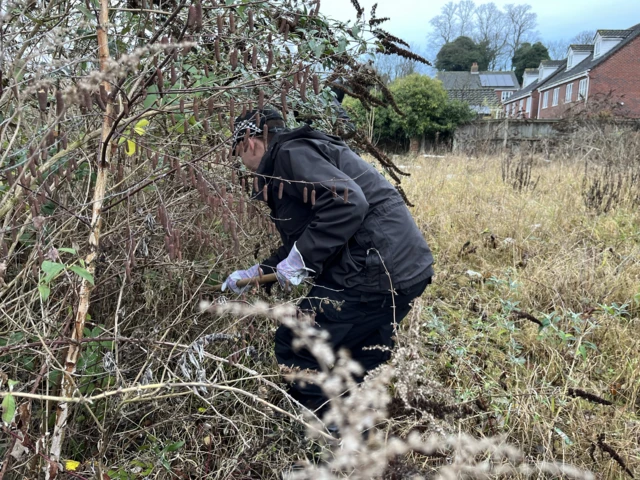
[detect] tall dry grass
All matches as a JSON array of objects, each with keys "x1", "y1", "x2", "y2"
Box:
[{"x1": 394, "y1": 152, "x2": 640, "y2": 478}]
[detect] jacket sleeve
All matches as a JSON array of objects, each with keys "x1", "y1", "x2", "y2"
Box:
[{"x1": 280, "y1": 145, "x2": 369, "y2": 276}]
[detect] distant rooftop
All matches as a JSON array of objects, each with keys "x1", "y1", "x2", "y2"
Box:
[
  {"x1": 597, "y1": 29, "x2": 632, "y2": 38},
  {"x1": 569, "y1": 44, "x2": 594, "y2": 52},
  {"x1": 540, "y1": 60, "x2": 564, "y2": 67}
]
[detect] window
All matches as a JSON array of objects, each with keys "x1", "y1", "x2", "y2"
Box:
[
  {"x1": 519, "y1": 99, "x2": 524, "y2": 115},
  {"x1": 542, "y1": 91, "x2": 549, "y2": 108},
  {"x1": 567, "y1": 51, "x2": 574, "y2": 69},
  {"x1": 594, "y1": 40, "x2": 601, "y2": 57},
  {"x1": 552, "y1": 88, "x2": 560, "y2": 106},
  {"x1": 526, "y1": 97, "x2": 532, "y2": 116},
  {"x1": 578, "y1": 78, "x2": 588, "y2": 100},
  {"x1": 501, "y1": 91, "x2": 513, "y2": 102},
  {"x1": 565, "y1": 83, "x2": 573, "y2": 103}
]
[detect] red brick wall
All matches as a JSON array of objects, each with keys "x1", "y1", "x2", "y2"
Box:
[
  {"x1": 538, "y1": 81, "x2": 583, "y2": 119},
  {"x1": 504, "y1": 92, "x2": 539, "y2": 119},
  {"x1": 589, "y1": 35, "x2": 640, "y2": 118},
  {"x1": 538, "y1": 34, "x2": 640, "y2": 119}
]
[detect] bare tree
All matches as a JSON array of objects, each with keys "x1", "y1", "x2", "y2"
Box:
[
  {"x1": 455, "y1": 0, "x2": 477, "y2": 37},
  {"x1": 474, "y1": 2, "x2": 509, "y2": 69},
  {"x1": 429, "y1": 1, "x2": 461, "y2": 46},
  {"x1": 571, "y1": 30, "x2": 596, "y2": 44},
  {"x1": 504, "y1": 3, "x2": 538, "y2": 62},
  {"x1": 546, "y1": 39, "x2": 570, "y2": 60}
]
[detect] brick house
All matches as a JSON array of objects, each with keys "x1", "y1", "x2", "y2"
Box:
[
  {"x1": 504, "y1": 22, "x2": 640, "y2": 119},
  {"x1": 503, "y1": 61, "x2": 565, "y2": 119},
  {"x1": 437, "y1": 63, "x2": 519, "y2": 118}
]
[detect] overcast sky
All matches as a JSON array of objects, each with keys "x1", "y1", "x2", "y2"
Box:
[{"x1": 319, "y1": 0, "x2": 640, "y2": 55}]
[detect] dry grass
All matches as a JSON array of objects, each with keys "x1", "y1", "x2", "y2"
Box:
[{"x1": 393, "y1": 152, "x2": 640, "y2": 478}]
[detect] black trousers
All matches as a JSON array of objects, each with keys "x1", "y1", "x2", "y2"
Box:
[{"x1": 275, "y1": 277, "x2": 431, "y2": 414}]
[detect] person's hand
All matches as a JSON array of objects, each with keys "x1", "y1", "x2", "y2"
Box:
[
  {"x1": 221, "y1": 264, "x2": 261, "y2": 294},
  {"x1": 275, "y1": 243, "x2": 314, "y2": 289}
]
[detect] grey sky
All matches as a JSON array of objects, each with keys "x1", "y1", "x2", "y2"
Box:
[{"x1": 319, "y1": 0, "x2": 640, "y2": 53}]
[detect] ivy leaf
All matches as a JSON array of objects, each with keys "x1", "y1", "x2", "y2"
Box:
[
  {"x1": 38, "y1": 284, "x2": 51, "y2": 301},
  {"x1": 69, "y1": 265, "x2": 95, "y2": 285},
  {"x1": 125, "y1": 139, "x2": 136, "y2": 156},
  {"x1": 1, "y1": 394, "x2": 16, "y2": 424}
]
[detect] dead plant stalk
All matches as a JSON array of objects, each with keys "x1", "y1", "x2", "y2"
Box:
[{"x1": 47, "y1": 0, "x2": 114, "y2": 475}]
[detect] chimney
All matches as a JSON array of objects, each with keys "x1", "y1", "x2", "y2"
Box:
[{"x1": 471, "y1": 62, "x2": 479, "y2": 74}]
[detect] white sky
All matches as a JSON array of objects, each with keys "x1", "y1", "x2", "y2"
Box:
[{"x1": 319, "y1": 0, "x2": 640, "y2": 53}]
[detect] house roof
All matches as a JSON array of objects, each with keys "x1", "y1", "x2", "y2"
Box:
[
  {"x1": 524, "y1": 68, "x2": 539, "y2": 74},
  {"x1": 540, "y1": 60, "x2": 565, "y2": 67},
  {"x1": 436, "y1": 71, "x2": 519, "y2": 91},
  {"x1": 506, "y1": 60, "x2": 568, "y2": 103},
  {"x1": 569, "y1": 44, "x2": 594, "y2": 52},
  {"x1": 445, "y1": 86, "x2": 503, "y2": 108},
  {"x1": 539, "y1": 22, "x2": 640, "y2": 91},
  {"x1": 597, "y1": 29, "x2": 633, "y2": 38}
]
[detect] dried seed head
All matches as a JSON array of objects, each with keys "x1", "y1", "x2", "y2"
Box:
[
  {"x1": 180, "y1": 97, "x2": 185, "y2": 113},
  {"x1": 152, "y1": 152, "x2": 158, "y2": 168},
  {"x1": 204, "y1": 118, "x2": 210, "y2": 133},
  {"x1": 303, "y1": 186, "x2": 308, "y2": 203},
  {"x1": 217, "y1": 14, "x2": 224, "y2": 35},
  {"x1": 251, "y1": 46, "x2": 258, "y2": 69},
  {"x1": 331, "y1": 184, "x2": 337, "y2": 197},
  {"x1": 229, "y1": 11, "x2": 235, "y2": 33},
  {"x1": 184, "y1": 117, "x2": 189, "y2": 133},
  {"x1": 171, "y1": 65, "x2": 177, "y2": 85},
  {"x1": 55, "y1": 90, "x2": 65, "y2": 117},
  {"x1": 195, "y1": 2, "x2": 203, "y2": 32},
  {"x1": 37, "y1": 88, "x2": 48, "y2": 112},
  {"x1": 266, "y1": 49, "x2": 273, "y2": 73},
  {"x1": 215, "y1": 38, "x2": 221, "y2": 62},
  {"x1": 243, "y1": 48, "x2": 249, "y2": 68},
  {"x1": 187, "y1": 5, "x2": 196, "y2": 29},
  {"x1": 156, "y1": 68, "x2": 164, "y2": 92},
  {"x1": 208, "y1": 97, "x2": 214, "y2": 116},
  {"x1": 313, "y1": 74, "x2": 320, "y2": 95},
  {"x1": 204, "y1": 63, "x2": 209, "y2": 77},
  {"x1": 230, "y1": 49, "x2": 238, "y2": 70},
  {"x1": 183, "y1": 35, "x2": 193, "y2": 55},
  {"x1": 193, "y1": 100, "x2": 199, "y2": 121},
  {"x1": 343, "y1": 188, "x2": 349, "y2": 203},
  {"x1": 258, "y1": 90, "x2": 264, "y2": 110},
  {"x1": 253, "y1": 176, "x2": 259, "y2": 192},
  {"x1": 248, "y1": 9, "x2": 254, "y2": 30},
  {"x1": 311, "y1": 188, "x2": 316, "y2": 206},
  {"x1": 278, "y1": 181, "x2": 284, "y2": 199},
  {"x1": 99, "y1": 84, "x2": 108, "y2": 105},
  {"x1": 262, "y1": 184, "x2": 268, "y2": 201},
  {"x1": 83, "y1": 90, "x2": 92, "y2": 112}
]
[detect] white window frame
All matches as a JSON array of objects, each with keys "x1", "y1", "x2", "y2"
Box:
[
  {"x1": 578, "y1": 78, "x2": 588, "y2": 100},
  {"x1": 526, "y1": 97, "x2": 532, "y2": 116},
  {"x1": 565, "y1": 83, "x2": 573, "y2": 103},
  {"x1": 501, "y1": 91, "x2": 513, "y2": 102},
  {"x1": 567, "y1": 51, "x2": 574, "y2": 69},
  {"x1": 542, "y1": 91, "x2": 549, "y2": 109},
  {"x1": 552, "y1": 88, "x2": 560, "y2": 106},
  {"x1": 594, "y1": 40, "x2": 601, "y2": 57}
]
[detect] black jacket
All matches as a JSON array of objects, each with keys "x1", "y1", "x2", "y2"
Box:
[{"x1": 256, "y1": 125, "x2": 433, "y2": 293}]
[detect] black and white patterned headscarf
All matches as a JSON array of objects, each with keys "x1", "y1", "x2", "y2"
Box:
[{"x1": 231, "y1": 109, "x2": 285, "y2": 153}]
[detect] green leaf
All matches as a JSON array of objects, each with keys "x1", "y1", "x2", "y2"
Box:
[
  {"x1": 134, "y1": 119, "x2": 149, "y2": 135},
  {"x1": 76, "y1": 4, "x2": 93, "y2": 22},
  {"x1": 125, "y1": 139, "x2": 136, "y2": 156},
  {"x1": 69, "y1": 265, "x2": 95, "y2": 285},
  {"x1": 38, "y1": 284, "x2": 51, "y2": 301},
  {"x1": 58, "y1": 248, "x2": 76, "y2": 254},
  {"x1": 164, "y1": 440, "x2": 185, "y2": 452},
  {"x1": 1, "y1": 394, "x2": 16, "y2": 424},
  {"x1": 41, "y1": 261, "x2": 65, "y2": 282}
]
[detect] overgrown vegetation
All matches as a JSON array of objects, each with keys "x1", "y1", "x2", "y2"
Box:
[{"x1": 1, "y1": 0, "x2": 639, "y2": 478}]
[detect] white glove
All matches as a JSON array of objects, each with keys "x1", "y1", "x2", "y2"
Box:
[
  {"x1": 275, "y1": 243, "x2": 314, "y2": 288},
  {"x1": 221, "y1": 264, "x2": 261, "y2": 294}
]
